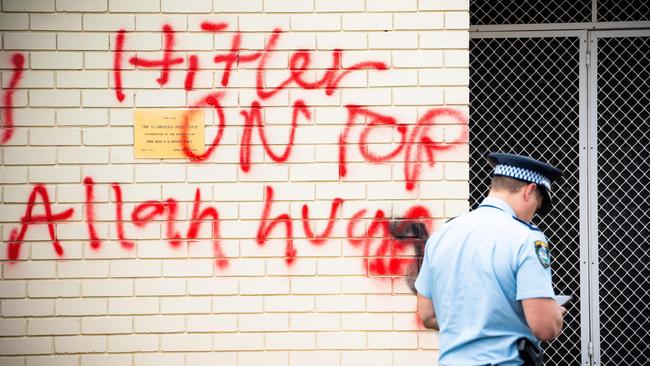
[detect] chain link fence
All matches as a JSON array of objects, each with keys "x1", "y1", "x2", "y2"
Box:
[
  {"x1": 596, "y1": 34, "x2": 650, "y2": 365},
  {"x1": 469, "y1": 36, "x2": 582, "y2": 364}
]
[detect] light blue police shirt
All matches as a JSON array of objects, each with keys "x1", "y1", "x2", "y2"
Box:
[{"x1": 414, "y1": 197, "x2": 555, "y2": 365}]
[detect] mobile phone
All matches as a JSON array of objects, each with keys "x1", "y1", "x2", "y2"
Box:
[{"x1": 554, "y1": 295, "x2": 572, "y2": 306}]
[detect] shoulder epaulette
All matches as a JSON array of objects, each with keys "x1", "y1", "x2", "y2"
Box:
[{"x1": 445, "y1": 216, "x2": 458, "y2": 224}]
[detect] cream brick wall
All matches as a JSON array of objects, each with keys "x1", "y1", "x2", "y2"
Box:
[{"x1": 0, "y1": 0, "x2": 469, "y2": 365}]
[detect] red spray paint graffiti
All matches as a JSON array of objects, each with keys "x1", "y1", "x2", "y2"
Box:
[
  {"x1": 4, "y1": 22, "x2": 467, "y2": 279},
  {"x1": 1, "y1": 53, "x2": 25, "y2": 144}
]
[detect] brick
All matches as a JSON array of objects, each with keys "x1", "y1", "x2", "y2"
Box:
[
  {"x1": 0, "y1": 319, "x2": 26, "y2": 336},
  {"x1": 186, "y1": 353, "x2": 236, "y2": 366},
  {"x1": 392, "y1": 50, "x2": 443, "y2": 68},
  {"x1": 317, "y1": 32, "x2": 367, "y2": 50},
  {"x1": 0, "y1": 337, "x2": 52, "y2": 355},
  {"x1": 291, "y1": 277, "x2": 341, "y2": 295},
  {"x1": 81, "y1": 316, "x2": 133, "y2": 335},
  {"x1": 212, "y1": 332, "x2": 263, "y2": 350},
  {"x1": 4, "y1": 33, "x2": 55, "y2": 50},
  {"x1": 108, "y1": 334, "x2": 158, "y2": 352},
  {"x1": 342, "y1": 313, "x2": 393, "y2": 330},
  {"x1": 0, "y1": 14, "x2": 28, "y2": 29},
  {"x1": 186, "y1": 315, "x2": 236, "y2": 332},
  {"x1": 11, "y1": 109, "x2": 55, "y2": 128},
  {"x1": 3, "y1": 0, "x2": 54, "y2": 11},
  {"x1": 57, "y1": 0, "x2": 108, "y2": 12},
  {"x1": 446, "y1": 11, "x2": 470, "y2": 29},
  {"x1": 57, "y1": 109, "x2": 108, "y2": 126},
  {"x1": 263, "y1": 295, "x2": 314, "y2": 312},
  {"x1": 110, "y1": 259, "x2": 162, "y2": 278},
  {"x1": 213, "y1": 0, "x2": 261, "y2": 12},
  {"x1": 393, "y1": 87, "x2": 444, "y2": 106},
  {"x1": 133, "y1": 279, "x2": 184, "y2": 297},
  {"x1": 420, "y1": 181, "x2": 469, "y2": 199},
  {"x1": 0, "y1": 281, "x2": 26, "y2": 298},
  {"x1": 266, "y1": 332, "x2": 315, "y2": 350},
  {"x1": 187, "y1": 278, "x2": 237, "y2": 295},
  {"x1": 82, "y1": 279, "x2": 133, "y2": 297},
  {"x1": 3, "y1": 261, "x2": 56, "y2": 279},
  {"x1": 2, "y1": 71, "x2": 53, "y2": 89},
  {"x1": 108, "y1": 298, "x2": 158, "y2": 315},
  {"x1": 58, "y1": 260, "x2": 109, "y2": 278},
  {"x1": 0, "y1": 357, "x2": 23, "y2": 366},
  {"x1": 134, "y1": 165, "x2": 185, "y2": 183},
  {"x1": 187, "y1": 164, "x2": 237, "y2": 182},
  {"x1": 134, "y1": 90, "x2": 186, "y2": 107},
  {"x1": 341, "y1": 351, "x2": 392, "y2": 366},
  {"x1": 212, "y1": 295, "x2": 263, "y2": 313},
  {"x1": 55, "y1": 336, "x2": 106, "y2": 353},
  {"x1": 420, "y1": 30, "x2": 469, "y2": 49},
  {"x1": 30, "y1": 127, "x2": 80, "y2": 145},
  {"x1": 239, "y1": 352, "x2": 288, "y2": 365},
  {"x1": 30, "y1": 90, "x2": 79, "y2": 107},
  {"x1": 239, "y1": 313, "x2": 288, "y2": 332},
  {"x1": 445, "y1": 86, "x2": 470, "y2": 104},
  {"x1": 239, "y1": 14, "x2": 290, "y2": 31},
  {"x1": 342, "y1": 13, "x2": 391, "y2": 31},
  {"x1": 56, "y1": 299, "x2": 107, "y2": 316},
  {"x1": 368, "y1": 69, "x2": 417, "y2": 86},
  {"x1": 161, "y1": 297, "x2": 211, "y2": 314},
  {"x1": 367, "y1": 295, "x2": 416, "y2": 312},
  {"x1": 291, "y1": 313, "x2": 341, "y2": 331},
  {"x1": 213, "y1": 183, "x2": 262, "y2": 202},
  {"x1": 265, "y1": 0, "x2": 314, "y2": 12},
  {"x1": 161, "y1": 333, "x2": 211, "y2": 351},
  {"x1": 317, "y1": 332, "x2": 366, "y2": 350},
  {"x1": 26, "y1": 356, "x2": 78, "y2": 366},
  {"x1": 31, "y1": 14, "x2": 81, "y2": 30},
  {"x1": 315, "y1": 0, "x2": 364, "y2": 11},
  {"x1": 240, "y1": 277, "x2": 289, "y2": 295},
  {"x1": 27, "y1": 318, "x2": 79, "y2": 336},
  {"x1": 419, "y1": 0, "x2": 468, "y2": 10},
  {"x1": 3, "y1": 147, "x2": 55, "y2": 165},
  {"x1": 0, "y1": 167, "x2": 27, "y2": 183},
  {"x1": 162, "y1": 259, "x2": 213, "y2": 277},
  {"x1": 134, "y1": 353, "x2": 183, "y2": 366},
  {"x1": 58, "y1": 147, "x2": 109, "y2": 164},
  {"x1": 161, "y1": 0, "x2": 211, "y2": 12},
  {"x1": 108, "y1": 0, "x2": 159, "y2": 12},
  {"x1": 83, "y1": 14, "x2": 134, "y2": 31},
  {"x1": 420, "y1": 68, "x2": 469, "y2": 86},
  {"x1": 81, "y1": 354, "x2": 132, "y2": 366},
  {"x1": 28, "y1": 280, "x2": 80, "y2": 298},
  {"x1": 57, "y1": 71, "x2": 108, "y2": 88},
  {"x1": 316, "y1": 295, "x2": 366, "y2": 312},
  {"x1": 291, "y1": 14, "x2": 340, "y2": 31},
  {"x1": 367, "y1": 0, "x2": 416, "y2": 11},
  {"x1": 31, "y1": 52, "x2": 83, "y2": 70}
]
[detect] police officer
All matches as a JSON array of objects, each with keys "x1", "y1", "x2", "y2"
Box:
[{"x1": 415, "y1": 152, "x2": 566, "y2": 365}]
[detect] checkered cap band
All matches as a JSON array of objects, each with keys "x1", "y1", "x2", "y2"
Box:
[{"x1": 494, "y1": 164, "x2": 552, "y2": 191}]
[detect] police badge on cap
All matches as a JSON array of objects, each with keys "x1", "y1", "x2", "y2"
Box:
[{"x1": 487, "y1": 152, "x2": 563, "y2": 214}]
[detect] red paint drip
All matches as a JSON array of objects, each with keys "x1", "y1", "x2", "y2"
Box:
[
  {"x1": 84, "y1": 177, "x2": 102, "y2": 249},
  {"x1": 1, "y1": 53, "x2": 25, "y2": 144},
  {"x1": 6, "y1": 185, "x2": 74, "y2": 261},
  {"x1": 113, "y1": 30, "x2": 126, "y2": 103},
  {"x1": 129, "y1": 24, "x2": 184, "y2": 86},
  {"x1": 111, "y1": 183, "x2": 134, "y2": 249},
  {"x1": 301, "y1": 198, "x2": 343, "y2": 245},
  {"x1": 187, "y1": 188, "x2": 227, "y2": 268},
  {"x1": 257, "y1": 186, "x2": 296, "y2": 265}
]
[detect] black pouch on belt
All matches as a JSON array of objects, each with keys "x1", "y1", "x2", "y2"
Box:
[{"x1": 517, "y1": 337, "x2": 544, "y2": 366}]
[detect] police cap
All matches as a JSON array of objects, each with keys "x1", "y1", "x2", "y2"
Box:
[{"x1": 487, "y1": 152, "x2": 563, "y2": 214}]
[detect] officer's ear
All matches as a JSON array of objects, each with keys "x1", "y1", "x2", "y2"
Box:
[{"x1": 522, "y1": 183, "x2": 539, "y2": 203}]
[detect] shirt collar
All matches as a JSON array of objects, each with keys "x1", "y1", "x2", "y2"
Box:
[{"x1": 479, "y1": 196, "x2": 516, "y2": 217}]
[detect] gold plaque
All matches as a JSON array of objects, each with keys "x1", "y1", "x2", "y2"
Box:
[{"x1": 134, "y1": 109, "x2": 205, "y2": 158}]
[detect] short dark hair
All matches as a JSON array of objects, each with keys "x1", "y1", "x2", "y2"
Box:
[{"x1": 490, "y1": 175, "x2": 530, "y2": 193}]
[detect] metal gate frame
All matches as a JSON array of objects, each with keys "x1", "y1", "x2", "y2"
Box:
[
  {"x1": 470, "y1": 28, "x2": 650, "y2": 365},
  {"x1": 587, "y1": 29, "x2": 650, "y2": 366},
  {"x1": 470, "y1": 30, "x2": 591, "y2": 365}
]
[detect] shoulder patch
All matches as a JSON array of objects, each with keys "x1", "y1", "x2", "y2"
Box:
[{"x1": 534, "y1": 240, "x2": 551, "y2": 268}]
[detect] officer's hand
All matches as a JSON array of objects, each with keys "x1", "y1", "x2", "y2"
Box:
[{"x1": 560, "y1": 306, "x2": 567, "y2": 316}]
